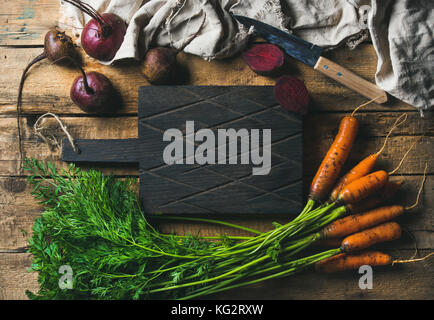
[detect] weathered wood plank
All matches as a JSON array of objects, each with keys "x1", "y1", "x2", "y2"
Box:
[
  {"x1": 305, "y1": 111, "x2": 434, "y2": 138},
  {"x1": 304, "y1": 136, "x2": 433, "y2": 178},
  {"x1": 0, "y1": 253, "x2": 38, "y2": 300},
  {"x1": 0, "y1": 0, "x2": 58, "y2": 46},
  {"x1": 0, "y1": 44, "x2": 418, "y2": 117},
  {"x1": 1, "y1": 249, "x2": 432, "y2": 300}
]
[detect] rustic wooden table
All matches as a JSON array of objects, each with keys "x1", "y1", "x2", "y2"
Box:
[{"x1": 0, "y1": 0, "x2": 432, "y2": 300}]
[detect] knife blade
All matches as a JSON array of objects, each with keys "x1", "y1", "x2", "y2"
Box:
[{"x1": 234, "y1": 15, "x2": 388, "y2": 103}]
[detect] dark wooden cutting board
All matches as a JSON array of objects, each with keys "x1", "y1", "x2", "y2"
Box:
[{"x1": 62, "y1": 86, "x2": 303, "y2": 216}]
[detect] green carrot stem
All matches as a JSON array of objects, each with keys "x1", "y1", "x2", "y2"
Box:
[
  {"x1": 148, "y1": 254, "x2": 270, "y2": 294},
  {"x1": 113, "y1": 230, "x2": 213, "y2": 259},
  {"x1": 208, "y1": 234, "x2": 316, "y2": 273},
  {"x1": 210, "y1": 203, "x2": 335, "y2": 258},
  {"x1": 162, "y1": 233, "x2": 254, "y2": 241},
  {"x1": 151, "y1": 233, "x2": 320, "y2": 290},
  {"x1": 178, "y1": 274, "x2": 243, "y2": 300},
  {"x1": 151, "y1": 215, "x2": 263, "y2": 235},
  {"x1": 252, "y1": 203, "x2": 335, "y2": 253},
  {"x1": 179, "y1": 248, "x2": 341, "y2": 300},
  {"x1": 247, "y1": 238, "x2": 321, "y2": 277},
  {"x1": 297, "y1": 205, "x2": 347, "y2": 237},
  {"x1": 298, "y1": 198, "x2": 316, "y2": 218}
]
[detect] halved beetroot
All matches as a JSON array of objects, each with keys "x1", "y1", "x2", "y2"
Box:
[
  {"x1": 274, "y1": 75, "x2": 310, "y2": 115},
  {"x1": 242, "y1": 43, "x2": 285, "y2": 76}
]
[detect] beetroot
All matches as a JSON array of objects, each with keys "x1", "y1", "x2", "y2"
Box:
[
  {"x1": 141, "y1": 16, "x2": 206, "y2": 85},
  {"x1": 70, "y1": 71, "x2": 117, "y2": 113},
  {"x1": 81, "y1": 13, "x2": 127, "y2": 61},
  {"x1": 141, "y1": 47, "x2": 178, "y2": 85},
  {"x1": 16, "y1": 28, "x2": 79, "y2": 172},
  {"x1": 242, "y1": 43, "x2": 285, "y2": 76},
  {"x1": 274, "y1": 75, "x2": 310, "y2": 115},
  {"x1": 63, "y1": 0, "x2": 127, "y2": 61},
  {"x1": 18, "y1": 29, "x2": 78, "y2": 112}
]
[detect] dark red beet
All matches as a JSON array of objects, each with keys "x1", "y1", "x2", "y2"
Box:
[
  {"x1": 16, "y1": 28, "x2": 79, "y2": 172},
  {"x1": 70, "y1": 71, "x2": 116, "y2": 113},
  {"x1": 18, "y1": 29, "x2": 78, "y2": 114},
  {"x1": 274, "y1": 75, "x2": 310, "y2": 115},
  {"x1": 81, "y1": 13, "x2": 127, "y2": 61},
  {"x1": 63, "y1": 0, "x2": 127, "y2": 61},
  {"x1": 241, "y1": 43, "x2": 285, "y2": 76}
]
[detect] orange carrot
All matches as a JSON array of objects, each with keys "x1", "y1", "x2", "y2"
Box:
[
  {"x1": 334, "y1": 135, "x2": 420, "y2": 206},
  {"x1": 340, "y1": 221, "x2": 402, "y2": 253},
  {"x1": 321, "y1": 205, "x2": 405, "y2": 239},
  {"x1": 329, "y1": 113, "x2": 407, "y2": 202},
  {"x1": 344, "y1": 161, "x2": 426, "y2": 213},
  {"x1": 329, "y1": 154, "x2": 378, "y2": 202},
  {"x1": 381, "y1": 180, "x2": 405, "y2": 198},
  {"x1": 346, "y1": 180, "x2": 404, "y2": 213},
  {"x1": 336, "y1": 170, "x2": 389, "y2": 205},
  {"x1": 308, "y1": 97, "x2": 386, "y2": 204},
  {"x1": 316, "y1": 250, "x2": 434, "y2": 273},
  {"x1": 309, "y1": 116, "x2": 359, "y2": 201},
  {"x1": 315, "y1": 251, "x2": 392, "y2": 273},
  {"x1": 323, "y1": 168, "x2": 428, "y2": 239}
]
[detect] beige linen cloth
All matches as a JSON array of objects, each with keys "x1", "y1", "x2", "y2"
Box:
[{"x1": 60, "y1": 0, "x2": 433, "y2": 114}]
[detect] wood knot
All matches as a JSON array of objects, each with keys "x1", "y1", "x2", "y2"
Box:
[{"x1": 2, "y1": 178, "x2": 26, "y2": 193}]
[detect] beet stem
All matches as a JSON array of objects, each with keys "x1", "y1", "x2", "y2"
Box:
[
  {"x1": 62, "y1": 0, "x2": 109, "y2": 34},
  {"x1": 16, "y1": 52, "x2": 47, "y2": 173},
  {"x1": 79, "y1": 68, "x2": 94, "y2": 95},
  {"x1": 59, "y1": 55, "x2": 94, "y2": 94}
]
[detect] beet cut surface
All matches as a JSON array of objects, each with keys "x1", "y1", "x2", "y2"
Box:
[
  {"x1": 274, "y1": 75, "x2": 310, "y2": 115},
  {"x1": 242, "y1": 43, "x2": 285, "y2": 76}
]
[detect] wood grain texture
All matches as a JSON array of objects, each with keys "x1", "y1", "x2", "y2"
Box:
[
  {"x1": 0, "y1": 44, "x2": 418, "y2": 117},
  {"x1": 137, "y1": 86, "x2": 302, "y2": 215},
  {"x1": 62, "y1": 139, "x2": 141, "y2": 163},
  {"x1": 0, "y1": 253, "x2": 38, "y2": 300},
  {"x1": 0, "y1": 0, "x2": 58, "y2": 46},
  {"x1": 0, "y1": 0, "x2": 432, "y2": 301},
  {"x1": 314, "y1": 56, "x2": 388, "y2": 103}
]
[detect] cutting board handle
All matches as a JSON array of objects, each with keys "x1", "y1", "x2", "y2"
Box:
[{"x1": 62, "y1": 138, "x2": 140, "y2": 163}]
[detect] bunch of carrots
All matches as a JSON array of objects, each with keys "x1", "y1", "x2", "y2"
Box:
[
  {"x1": 148, "y1": 98, "x2": 431, "y2": 298},
  {"x1": 297, "y1": 99, "x2": 432, "y2": 273}
]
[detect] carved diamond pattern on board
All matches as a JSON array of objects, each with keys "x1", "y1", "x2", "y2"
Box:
[{"x1": 137, "y1": 86, "x2": 303, "y2": 215}]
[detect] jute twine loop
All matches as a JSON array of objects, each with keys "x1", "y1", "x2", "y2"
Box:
[{"x1": 33, "y1": 112, "x2": 80, "y2": 154}]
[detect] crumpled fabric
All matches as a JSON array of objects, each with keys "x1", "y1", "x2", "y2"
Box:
[{"x1": 59, "y1": 0, "x2": 433, "y2": 114}]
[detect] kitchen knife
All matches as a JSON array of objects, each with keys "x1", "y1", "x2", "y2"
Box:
[{"x1": 234, "y1": 15, "x2": 388, "y2": 103}]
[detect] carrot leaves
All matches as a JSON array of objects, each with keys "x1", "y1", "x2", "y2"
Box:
[{"x1": 24, "y1": 159, "x2": 343, "y2": 299}]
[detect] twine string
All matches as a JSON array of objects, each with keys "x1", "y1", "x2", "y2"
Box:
[{"x1": 33, "y1": 112, "x2": 80, "y2": 154}]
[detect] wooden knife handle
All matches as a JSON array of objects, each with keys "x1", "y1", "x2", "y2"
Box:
[{"x1": 314, "y1": 56, "x2": 388, "y2": 104}]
